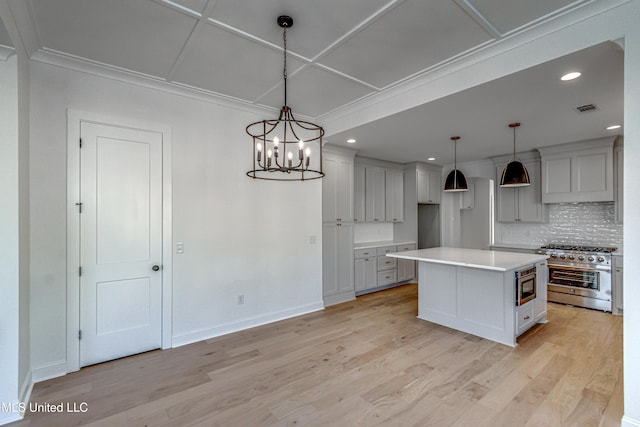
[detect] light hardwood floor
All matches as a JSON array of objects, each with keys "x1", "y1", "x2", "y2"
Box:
[{"x1": 11, "y1": 284, "x2": 623, "y2": 426}]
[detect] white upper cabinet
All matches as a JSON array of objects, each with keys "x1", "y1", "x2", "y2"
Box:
[
  {"x1": 417, "y1": 166, "x2": 442, "y2": 204},
  {"x1": 322, "y1": 148, "x2": 355, "y2": 222},
  {"x1": 354, "y1": 161, "x2": 404, "y2": 223},
  {"x1": 493, "y1": 152, "x2": 546, "y2": 223},
  {"x1": 385, "y1": 169, "x2": 404, "y2": 222},
  {"x1": 354, "y1": 164, "x2": 366, "y2": 222},
  {"x1": 538, "y1": 137, "x2": 615, "y2": 203},
  {"x1": 365, "y1": 166, "x2": 386, "y2": 222}
]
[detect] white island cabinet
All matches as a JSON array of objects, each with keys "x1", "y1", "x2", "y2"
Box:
[{"x1": 387, "y1": 247, "x2": 548, "y2": 347}]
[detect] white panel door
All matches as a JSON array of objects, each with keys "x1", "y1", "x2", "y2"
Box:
[{"x1": 80, "y1": 121, "x2": 163, "y2": 367}]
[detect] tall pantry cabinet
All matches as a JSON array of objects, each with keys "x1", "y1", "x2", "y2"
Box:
[{"x1": 322, "y1": 146, "x2": 357, "y2": 306}]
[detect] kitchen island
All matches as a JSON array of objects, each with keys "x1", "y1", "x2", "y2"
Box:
[{"x1": 387, "y1": 247, "x2": 549, "y2": 346}]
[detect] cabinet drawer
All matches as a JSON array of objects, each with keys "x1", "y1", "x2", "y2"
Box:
[
  {"x1": 354, "y1": 248, "x2": 375, "y2": 259},
  {"x1": 516, "y1": 301, "x2": 535, "y2": 336},
  {"x1": 376, "y1": 245, "x2": 397, "y2": 256},
  {"x1": 377, "y1": 270, "x2": 397, "y2": 286},
  {"x1": 396, "y1": 243, "x2": 416, "y2": 252},
  {"x1": 377, "y1": 256, "x2": 397, "y2": 271}
]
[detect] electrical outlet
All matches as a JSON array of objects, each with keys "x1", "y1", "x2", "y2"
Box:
[
  {"x1": 309, "y1": 235, "x2": 316, "y2": 244},
  {"x1": 237, "y1": 295, "x2": 244, "y2": 305},
  {"x1": 176, "y1": 242, "x2": 184, "y2": 254}
]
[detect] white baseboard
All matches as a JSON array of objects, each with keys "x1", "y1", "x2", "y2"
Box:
[
  {"x1": 622, "y1": 415, "x2": 640, "y2": 427},
  {"x1": 19, "y1": 371, "x2": 32, "y2": 408},
  {"x1": 31, "y1": 360, "x2": 67, "y2": 383},
  {"x1": 323, "y1": 291, "x2": 356, "y2": 307},
  {"x1": 0, "y1": 404, "x2": 23, "y2": 426},
  {"x1": 172, "y1": 301, "x2": 325, "y2": 348},
  {"x1": 0, "y1": 371, "x2": 33, "y2": 426}
]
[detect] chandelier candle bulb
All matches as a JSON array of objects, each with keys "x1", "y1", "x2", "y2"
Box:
[
  {"x1": 298, "y1": 140, "x2": 304, "y2": 160},
  {"x1": 288, "y1": 151, "x2": 293, "y2": 168},
  {"x1": 305, "y1": 147, "x2": 311, "y2": 168},
  {"x1": 267, "y1": 149, "x2": 273, "y2": 167},
  {"x1": 256, "y1": 142, "x2": 262, "y2": 162}
]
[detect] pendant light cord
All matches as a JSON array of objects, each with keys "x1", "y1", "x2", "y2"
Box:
[
  {"x1": 283, "y1": 24, "x2": 288, "y2": 107},
  {"x1": 454, "y1": 138, "x2": 458, "y2": 168},
  {"x1": 512, "y1": 125, "x2": 516, "y2": 160}
]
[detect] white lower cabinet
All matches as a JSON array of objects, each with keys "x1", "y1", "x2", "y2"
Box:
[
  {"x1": 354, "y1": 242, "x2": 416, "y2": 295},
  {"x1": 396, "y1": 244, "x2": 416, "y2": 282},
  {"x1": 323, "y1": 223, "x2": 354, "y2": 305},
  {"x1": 535, "y1": 260, "x2": 548, "y2": 322},
  {"x1": 516, "y1": 300, "x2": 535, "y2": 336},
  {"x1": 354, "y1": 256, "x2": 377, "y2": 292}
]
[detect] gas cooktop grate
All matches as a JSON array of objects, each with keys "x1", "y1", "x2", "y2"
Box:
[{"x1": 540, "y1": 244, "x2": 617, "y2": 253}]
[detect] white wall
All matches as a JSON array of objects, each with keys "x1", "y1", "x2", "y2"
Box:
[
  {"x1": 622, "y1": 14, "x2": 640, "y2": 427},
  {"x1": 0, "y1": 54, "x2": 21, "y2": 424},
  {"x1": 29, "y1": 61, "x2": 324, "y2": 374},
  {"x1": 17, "y1": 51, "x2": 30, "y2": 407},
  {"x1": 0, "y1": 53, "x2": 30, "y2": 425}
]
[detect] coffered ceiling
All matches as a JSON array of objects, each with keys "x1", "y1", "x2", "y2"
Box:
[{"x1": 0, "y1": 0, "x2": 625, "y2": 165}]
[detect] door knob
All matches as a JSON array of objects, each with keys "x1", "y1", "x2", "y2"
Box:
[{"x1": 152, "y1": 265, "x2": 160, "y2": 271}]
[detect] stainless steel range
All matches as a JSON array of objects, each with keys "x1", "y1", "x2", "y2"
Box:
[{"x1": 536, "y1": 243, "x2": 617, "y2": 312}]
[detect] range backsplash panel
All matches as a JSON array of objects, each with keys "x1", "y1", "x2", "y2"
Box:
[{"x1": 499, "y1": 202, "x2": 622, "y2": 248}]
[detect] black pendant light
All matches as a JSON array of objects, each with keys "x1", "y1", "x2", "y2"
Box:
[
  {"x1": 500, "y1": 122, "x2": 530, "y2": 187},
  {"x1": 444, "y1": 136, "x2": 468, "y2": 192}
]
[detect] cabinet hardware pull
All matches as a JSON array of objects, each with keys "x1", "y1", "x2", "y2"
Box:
[{"x1": 524, "y1": 315, "x2": 530, "y2": 320}]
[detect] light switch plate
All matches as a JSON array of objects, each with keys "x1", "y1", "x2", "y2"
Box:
[{"x1": 176, "y1": 242, "x2": 184, "y2": 254}]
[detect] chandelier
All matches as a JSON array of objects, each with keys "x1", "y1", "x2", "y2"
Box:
[{"x1": 246, "y1": 15, "x2": 324, "y2": 181}]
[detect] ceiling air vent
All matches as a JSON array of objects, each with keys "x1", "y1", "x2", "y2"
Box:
[{"x1": 575, "y1": 104, "x2": 599, "y2": 113}]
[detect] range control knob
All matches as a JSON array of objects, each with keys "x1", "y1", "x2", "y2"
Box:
[
  {"x1": 568, "y1": 255, "x2": 575, "y2": 260},
  {"x1": 578, "y1": 255, "x2": 585, "y2": 261},
  {"x1": 588, "y1": 256, "x2": 595, "y2": 262},
  {"x1": 559, "y1": 254, "x2": 566, "y2": 259},
  {"x1": 550, "y1": 254, "x2": 557, "y2": 258},
  {"x1": 597, "y1": 256, "x2": 605, "y2": 262}
]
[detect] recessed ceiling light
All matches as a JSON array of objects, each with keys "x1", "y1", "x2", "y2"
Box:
[
  {"x1": 427, "y1": 157, "x2": 436, "y2": 161},
  {"x1": 606, "y1": 124, "x2": 621, "y2": 130},
  {"x1": 561, "y1": 71, "x2": 581, "y2": 81},
  {"x1": 346, "y1": 138, "x2": 356, "y2": 144}
]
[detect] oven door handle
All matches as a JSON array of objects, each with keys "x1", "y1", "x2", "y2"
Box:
[{"x1": 547, "y1": 263, "x2": 610, "y2": 273}]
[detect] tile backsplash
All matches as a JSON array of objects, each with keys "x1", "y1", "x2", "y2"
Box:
[
  {"x1": 354, "y1": 222, "x2": 394, "y2": 243},
  {"x1": 498, "y1": 202, "x2": 622, "y2": 248}
]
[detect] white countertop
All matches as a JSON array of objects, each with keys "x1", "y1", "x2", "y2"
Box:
[
  {"x1": 386, "y1": 247, "x2": 548, "y2": 272},
  {"x1": 490, "y1": 242, "x2": 543, "y2": 251},
  {"x1": 354, "y1": 240, "x2": 416, "y2": 250}
]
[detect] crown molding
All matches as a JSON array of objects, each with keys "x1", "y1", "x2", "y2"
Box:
[
  {"x1": 0, "y1": 45, "x2": 15, "y2": 61},
  {"x1": 30, "y1": 48, "x2": 281, "y2": 117}
]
